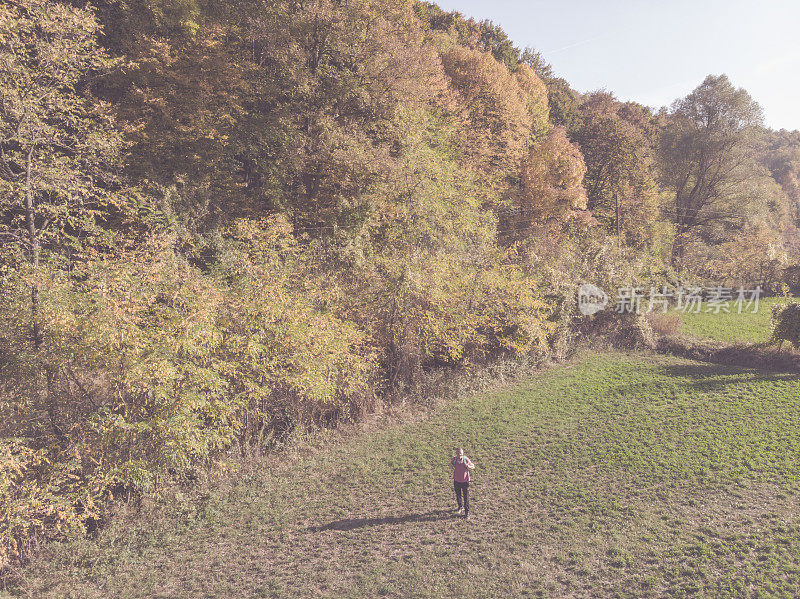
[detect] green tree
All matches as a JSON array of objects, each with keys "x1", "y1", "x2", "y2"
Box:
[
  {"x1": 520, "y1": 47, "x2": 553, "y2": 81},
  {"x1": 476, "y1": 19, "x2": 520, "y2": 70},
  {"x1": 658, "y1": 75, "x2": 763, "y2": 266},
  {"x1": 414, "y1": 4, "x2": 521, "y2": 70}
]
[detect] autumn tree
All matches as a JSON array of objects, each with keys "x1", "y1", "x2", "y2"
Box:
[
  {"x1": 761, "y1": 129, "x2": 800, "y2": 227},
  {"x1": 238, "y1": 0, "x2": 446, "y2": 233},
  {"x1": 513, "y1": 63, "x2": 552, "y2": 141},
  {"x1": 574, "y1": 91, "x2": 658, "y2": 245},
  {"x1": 520, "y1": 47, "x2": 582, "y2": 135},
  {"x1": 439, "y1": 44, "x2": 588, "y2": 241},
  {"x1": 333, "y1": 107, "x2": 554, "y2": 388},
  {"x1": 0, "y1": 0, "x2": 124, "y2": 439},
  {"x1": 440, "y1": 46, "x2": 542, "y2": 198},
  {"x1": 81, "y1": 0, "x2": 262, "y2": 233},
  {"x1": 658, "y1": 75, "x2": 764, "y2": 266},
  {"x1": 514, "y1": 127, "x2": 588, "y2": 229}
]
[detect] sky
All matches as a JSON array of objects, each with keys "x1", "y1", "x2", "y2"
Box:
[{"x1": 431, "y1": 0, "x2": 800, "y2": 131}]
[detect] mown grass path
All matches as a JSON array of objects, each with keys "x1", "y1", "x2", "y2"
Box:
[{"x1": 13, "y1": 352, "x2": 800, "y2": 598}]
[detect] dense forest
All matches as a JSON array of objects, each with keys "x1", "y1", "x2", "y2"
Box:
[{"x1": 1, "y1": 0, "x2": 799, "y2": 570}]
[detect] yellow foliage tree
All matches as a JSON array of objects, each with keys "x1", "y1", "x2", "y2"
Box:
[
  {"x1": 516, "y1": 127, "x2": 589, "y2": 226},
  {"x1": 441, "y1": 45, "x2": 533, "y2": 190}
]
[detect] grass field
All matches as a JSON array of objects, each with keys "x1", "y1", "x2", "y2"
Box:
[
  {"x1": 10, "y1": 351, "x2": 800, "y2": 598},
  {"x1": 673, "y1": 296, "x2": 789, "y2": 344}
]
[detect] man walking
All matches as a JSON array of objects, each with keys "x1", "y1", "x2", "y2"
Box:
[{"x1": 451, "y1": 447, "x2": 475, "y2": 519}]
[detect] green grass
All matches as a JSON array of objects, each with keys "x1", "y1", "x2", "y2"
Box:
[
  {"x1": 12, "y1": 351, "x2": 800, "y2": 598},
  {"x1": 673, "y1": 296, "x2": 789, "y2": 344}
]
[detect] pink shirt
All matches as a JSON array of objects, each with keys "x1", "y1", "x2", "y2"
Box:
[{"x1": 451, "y1": 456, "x2": 474, "y2": 483}]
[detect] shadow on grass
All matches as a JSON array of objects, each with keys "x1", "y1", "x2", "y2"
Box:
[
  {"x1": 658, "y1": 363, "x2": 797, "y2": 392},
  {"x1": 311, "y1": 509, "x2": 453, "y2": 532}
]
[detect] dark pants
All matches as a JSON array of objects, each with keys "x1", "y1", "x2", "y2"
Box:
[{"x1": 454, "y1": 481, "x2": 469, "y2": 516}]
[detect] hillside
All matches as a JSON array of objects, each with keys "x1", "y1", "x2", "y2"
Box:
[{"x1": 12, "y1": 352, "x2": 800, "y2": 598}]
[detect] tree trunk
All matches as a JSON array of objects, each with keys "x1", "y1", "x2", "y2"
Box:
[
  {"x1": 25, "y1": 147, "x2": 65, "y2": 441},
  {"x1": 670, "y1": 227, "x2": 687, "y2": 268},
  {"x1": 24, "y1": 148, "x2": 41, "y2": 349}
]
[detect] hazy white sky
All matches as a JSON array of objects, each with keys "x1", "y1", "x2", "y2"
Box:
[{"x1": 431, "y1": 0, "x2": 800, "y2": 131}]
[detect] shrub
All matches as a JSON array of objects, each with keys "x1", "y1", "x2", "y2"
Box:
[
  {"x1": 0, "y1": 219, "x2": 380, "y2": 568},
  {"x1": 646, "y1": 312, "x2": 682, "y2": 337},
  {"x1": 771, "y1": 302, "x2": 800, "y2": 350},
  {"x1": 0, "y1": 441, "x2": 102, "y2": 572}
]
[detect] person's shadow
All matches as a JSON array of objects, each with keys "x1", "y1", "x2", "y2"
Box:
[{"x1": 310, "y1": 509, "x2": 453, "y2": 532}]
